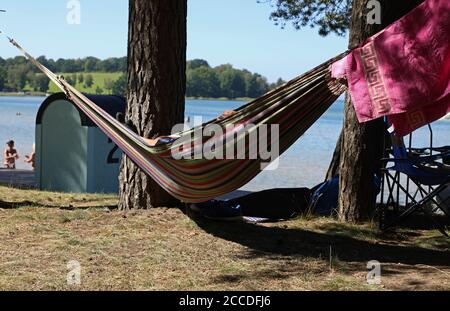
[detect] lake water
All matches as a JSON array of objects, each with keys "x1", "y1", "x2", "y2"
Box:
[{"x1": 0, "y1": 96, "x2": 449, "y2": 191}]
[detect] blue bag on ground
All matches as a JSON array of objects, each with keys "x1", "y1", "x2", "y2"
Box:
[{"x1": 310, "y1": 175, "x2": 381, "y2": 216}]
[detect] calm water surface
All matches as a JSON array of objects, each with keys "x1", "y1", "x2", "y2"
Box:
[{"x1": 1, "y1": 96, "x2": 449, "y2": 190}]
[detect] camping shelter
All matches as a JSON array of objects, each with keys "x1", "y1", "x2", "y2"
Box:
[{"x1": 36, "y1": 93, "x2": 125, "y2": 193}]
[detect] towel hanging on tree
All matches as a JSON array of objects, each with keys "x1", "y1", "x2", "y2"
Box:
[{"x1": 332, "y1": 0, "x2": 450, "y2": 136}]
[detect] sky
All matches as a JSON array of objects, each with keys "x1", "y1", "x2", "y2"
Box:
[{"x1": 0, "y1": 0, "x2": 348, "y2": 82}]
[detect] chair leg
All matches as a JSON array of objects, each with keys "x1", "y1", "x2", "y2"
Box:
[
  {"x1": 412, "y1": 184, "x2": 450, "y2": 237},
  {"x1": 379, "y1": 169, "x2": 386, "y2": 231},
  {"x1": 380, "y1": 171, "x2": 403, "y2": 230},
  {"x1": 383, "y1": 180, "x2": 421, "y2": 230},
  {"x1": 420, "y1": 200, "x2": 449, "y2": 238},
  {"x1": 380, "y1": 172, "x2": 449, "y2": 237},
  {"x1": 434, "y1": 184, "x2": 450, "y2": 217},
  {"x1": 429, "y1": 184, "x2": 450, "y2": 237}
]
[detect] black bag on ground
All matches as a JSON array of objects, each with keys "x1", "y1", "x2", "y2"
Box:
[{"x1": 228, "y1": 188, "x2": 311, "y2": 219}]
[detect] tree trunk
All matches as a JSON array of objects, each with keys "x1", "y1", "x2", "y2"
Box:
[
  {"x1": 338, "y1": 0, "x2": 424, "y2": 222},
  {"x1": 325, "y1": 131, "x2": 342, "y2": 181},
  {"x1": 119, "y1": 0, "x2": 187, "y2": 209}
]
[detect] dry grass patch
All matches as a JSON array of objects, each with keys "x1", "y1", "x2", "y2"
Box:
[{"x1": 0, "y1": 185, "x2": 449, "y2": 291}]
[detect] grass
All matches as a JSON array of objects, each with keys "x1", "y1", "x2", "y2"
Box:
[
  {"x1": 22, "y1": 72, "x2": 124, "y2": 95},
  {"x1": 19, "y1": 72, "x2": 122, "y2": 95},
  {"x1": 0, "y1": 185, "x2": 449, "y2": 291}
]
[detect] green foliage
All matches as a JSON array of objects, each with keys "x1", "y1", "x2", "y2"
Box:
[
  {"x1": 186, "y1": 60, "x2": 274, "y2": 99},
  {"x1": 0, "y1": 61, "x2": 7, "y2": 91},
  {"x1": 104, "y1": 78, "x2": 114, "y2": 93},
  {"x1": 186, "y1": 66, "x2": 220, "y2": 98},
  {"x1": 266, "y1": 0, "x2": 352, "y2": 36},
  {"x1": 84, "y1": 57, "x2": 99, "y2": 72},
  {"x1": 219, "y1": 68, "x2": 247, "y2": 99},
  {"x1": 3, "y1": 55, "x2": 127, "y2": 74},
  {"x1": 112, "y1": 74, "x2": 127, "y2": 96},
  {"x1": 187, "y1": 59, "x2": 210, "y2": 70},
  {"x1": 270, "y1": 78, "x2": 287, "y2": 90},
  {"x1": 71, "y1": 73, "x2": 78, "y2": 85},
  {"x1": 47, "y1": 72, "x2": 123, "y2": 94},
  {"x1": 6, "y1": 64, "x2": 29, "y2": 91},
  {"x1": 1, "y1": 55, "x2": 279, "y2": 99},
  {"x1": 245, "y1": 72, "x2": 270, "y2": 98},
  {"x1": 29, "y1": 74, "x2": 50, "y2": 93},
  {"x1": 64, "y1": 75, "x2": 74, "y2": 85},
  {"x1": 95, "y1": 86, "x2": 104, "y2": 95},
  {"x1": 84, "y1": 74, "x2": 94, "y2": 88}
]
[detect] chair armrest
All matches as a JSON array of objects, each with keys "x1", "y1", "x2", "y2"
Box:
[
  {"x1": 382, "y1": 155, "x2": 449, "y2": 167},
  {"x1": 381, "y1": 157, "x2": 410, "y2": 164},
  {"x1": 410, "y1": 146, "x2": 450, "y2": 155},
  {"x1": 410, "y1": 151, "x2": 450, "y2": 162}
]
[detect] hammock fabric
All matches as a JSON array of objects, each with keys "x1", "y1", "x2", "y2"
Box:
[
  {"x1": 9, "y1": 38, "x2": 346, "y2": 203},
  {"x1": 331, "y1": 0, "x2": 450, "y2": 136}
]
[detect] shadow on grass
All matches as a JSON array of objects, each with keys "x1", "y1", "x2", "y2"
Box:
[
  {"x1": 193, "y1": 217, "x2": 450, "y2": 268},
  {"x1": 0, "y1": 200, "x2": 117, "y2": 211},
  {"x1": 0, "y1": 200, "x2": 42, "y2": 209}
]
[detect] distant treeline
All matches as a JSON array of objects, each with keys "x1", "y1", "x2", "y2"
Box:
[
  {"x1": 0, "y1": 56, "x2": 126, "y2": 93},
  {"x1": 186, "y1": 59, "x2": 285, "y2": 99},
  {"x1": 0, "y1": 56, "x2": 285, "y2": 99}
]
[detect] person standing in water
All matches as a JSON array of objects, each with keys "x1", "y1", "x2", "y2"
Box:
[
  {"x1": 3, "y1": 140, "x2": 19, "y2": 169},
  {"x1": 24, "y1": 143, "x2": 36, "y2": 170}
]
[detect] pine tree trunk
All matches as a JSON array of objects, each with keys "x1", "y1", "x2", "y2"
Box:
[
  {"x1": 325, "y1": 131, "x2": 342, "y2": 181},
  {"x1": 338, "y1": 0, "x2": 423, "y2": 222},
  {"x1": 119, "y1": 0, "x2": 187, "y2": 209}
]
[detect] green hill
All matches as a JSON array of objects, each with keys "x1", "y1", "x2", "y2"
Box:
[{"x1": 47, "y1": 72, "x2": 123, "y2": 94}]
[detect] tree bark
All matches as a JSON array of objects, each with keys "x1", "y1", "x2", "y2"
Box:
[
  {"x1": 119, "y1": 0, "x2": 187, "y2": 209},
  {"x1": 338, "y1": 0, "x2": 424, "y2": 222},
  {"x1": 325, "y1": 131, "x2": 342, "y2": 181}
]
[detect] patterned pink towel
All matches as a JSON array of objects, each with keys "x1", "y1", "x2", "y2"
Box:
[{"x1": 332, "y1": 0, "x2": 450, "y2": 136}]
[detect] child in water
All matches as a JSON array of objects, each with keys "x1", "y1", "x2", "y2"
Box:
[
  {"x1": 3, "y1": 140, "x2": 19, "y2": 169},
  {"x1": 24, "y1": 143, "x2": 36, "y2": 170}
]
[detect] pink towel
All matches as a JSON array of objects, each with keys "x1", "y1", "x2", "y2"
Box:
[{"x1": 332, "y1": 0, "x2": 450, "y2": 136}]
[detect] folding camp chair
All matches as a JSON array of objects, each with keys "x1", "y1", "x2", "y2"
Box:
[{"x1": 380, "y1": 134, "x2": 450, "y2": 236}]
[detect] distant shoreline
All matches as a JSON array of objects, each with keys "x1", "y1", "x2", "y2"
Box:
[
  {"x1": 186, "y1": 96, "x2": 252, "y2": 102},
  {"x1": 1, "y1": 93, "x2": 448, "y2": 119},
  {"x1": 0, "y1": 92, "x2": 252, "y2": 102},
  {"x1": 0, "y1": 92, "x2": 48, "y2": 97}
]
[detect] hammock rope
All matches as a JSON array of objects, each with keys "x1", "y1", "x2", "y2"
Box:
[{"x1": 9, "y1": 37, "x2": 347, "y2": 203}]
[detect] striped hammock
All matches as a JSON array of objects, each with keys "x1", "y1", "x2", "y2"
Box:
[{"x1": 10, "y1": 38, "x2": 346, "y2": 203}]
